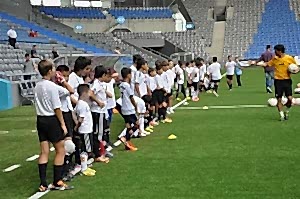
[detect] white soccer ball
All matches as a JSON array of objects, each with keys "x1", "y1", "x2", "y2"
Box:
[
  {"x1": 268, "y1": 98, "x2": 277, "y2": 107},
  {"x1": 64, "y1": 140, "x2": 76, "y2": 155},
  {"x1": 288, "y1": 64, "x2": 299, "y2": 74},
  {"x1": 293, "y1": 98, "x2": 300, "y2": 105}
]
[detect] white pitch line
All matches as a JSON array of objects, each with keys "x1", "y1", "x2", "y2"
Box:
[
  {"x1": 177, "y1": 104, "x2": 268, "y2": 110},
  {"x1": 0, "y1": 130, "x2": 9, "y2": 135},
  {"x1": 172, "y1": 99, "x2": 187, "y2": 110},
  {"x1": 28, "y1": 190, "x2": 50, "y2": 199},
  {"x1": 3, "y1": 164, "x2": 21, "y2": 172},
  {"x1": 26, "y1": 155, "x2": 39, "y2": 162}
]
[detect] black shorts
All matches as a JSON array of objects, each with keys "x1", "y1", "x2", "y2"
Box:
[
  {"x1": 123, "y1": 114, "x2": 138, "y2": 125},
  {"x1": 63, "y1": 111, "x2": 73, "y2": 138},
  {"x1": 92, "y1": 112, "x2": 110, "y2": 140},
  {"x1": 152, "y1": 89, "x2": 165, "y2": 104},
  {"x1": 187, "y1": 82, "x2": 192, "y2": 88},
  {"x1": 211, "y1": 79, "x2": 220, "y2": 83},
  {"x1": 274, "y1": 79, "x2": 292, "y2": 98},
  {"x1": 192, "y1": 82, "x2": 199, "y2": 90},
  {"x1": 142, "y1": 95, "x2": 152, "y2": 104},
  {"x1": 36, "y1": 116, "x2": 64, "y2": 143},
  {"x1": 226, "y1": 75, "x2": 233, "y2": 80}
]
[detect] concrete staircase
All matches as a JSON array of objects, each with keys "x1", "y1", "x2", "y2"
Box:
[{"x1": 206, "y1": 21, "x2": 225, "y2": 60}]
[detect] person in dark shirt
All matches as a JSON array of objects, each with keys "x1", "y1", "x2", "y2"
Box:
[
  {"x1": 52, "y1": 47, "x2": 59, "y2": 59},
  {"x1": 256, "y1": 45, "x2": 275, "y2": 93},
  {"x1": 31, "y1": 45, "x2": 39, "y2": 58}
]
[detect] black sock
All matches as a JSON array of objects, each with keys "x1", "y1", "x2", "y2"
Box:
[
  {"x1": 38, "y1": 163, "x2": 48, "y2": 187},
  {"x1": 53, "y1": 165, "x2": 64, "y2": 186},
  {"x1": 229, "y1": 84, "x2": 232, "y2": 89},
  {"x1": 62, "y1": 155, "x2": 71, "y2": 176},
  {"x1": 214, "y1": 85, "x2": 219, "y2": 93},
  {"x1": 162, "y1": 107, "x2": 167, "y2": 120},
  {"x1": 158, "y1": 108, "x2": 163, "y2": 120},
  {"x1": 125, "y1": 128, "x2": 131, "y2": 141}
]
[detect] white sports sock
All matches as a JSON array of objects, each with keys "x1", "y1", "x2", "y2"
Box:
[
  {"x1": 279, "y1": 111, "x2": 285, "y2": 118},
  {"x1": 139, "y1": 117, "x2": 145, "y2": 132},
  {"x1": 80, "y1": 152, "x2": 88, "y2": 172}
]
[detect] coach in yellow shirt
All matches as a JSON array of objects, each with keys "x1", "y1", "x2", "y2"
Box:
[{"x1": 264, "y1": 44, "x2": 299, "y2": 121}]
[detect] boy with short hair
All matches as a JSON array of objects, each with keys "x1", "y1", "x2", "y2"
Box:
[
  {"x1": 208, "y1": 57, "x2": 222, "y2": 97},
  {"x1": 185, "y1": 61, "x2": 193, "y2": 100},
  {"x1": 134, "y1": 58, "x2": 149, "y2": 98},
  {"x1": 146, "y1": 68, "x2": 159, "y2": 126},
  {"x1": 198, "y1": 58, "x2": 207, "y2": 92},
  {"x1": 191, "y1": 60, "x2": 201, "y2": 101},
  {"x1": 225, "y1": 55, "x2": 235, "y2": 91},
  {"x1": 90, "y1": 65, "x2": 111, "y2": 163},
  {"x1": 34, "y1": 60, "x2": 73, "y2": 191},
  {"x1": 119, "y1": 67, "x2": 139, "y2": 151}
]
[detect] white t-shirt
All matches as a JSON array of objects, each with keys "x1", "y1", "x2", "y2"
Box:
[
  {"x1": 134, "y1": 70, "x2": 147, "y2": 97},
  {"x1": 106, "y1": 79, "x2": 116, "y2": 109},
  {"x1": 177, "y1": 67, "x2": 185, "y2": 84},
  {"x1": 225, "y1": 61, "x2": 235, "y2": 75},
  {"x1": 208, "y1": 62, "x2": 222, "y2": 80},
  {"x1": 145, "y1": 74, "x2": 156, "y2": 92},
  {"x1": 34, "y1": 79, "x2": 69, "y2": 116},
  {"x1": 154, "y1": 74, "x2": 164, "y2": 90},
  {"x1": 90, "y1": 79, "x2": 107, "y2": 113},
  {"x1": 174, "y1": 64, "x2": 181, "y2": 75},
  {"x1": 7, "y1": 29, "x2": 17, "y2": 38},
  {"x1": 199, "y1": 64, "x2": 207, "y2": 81},
  {"x1": 75, "y1": 100, "x2": 93, "y2": 134},
  {"x1": 161, "y1": 72, "x2": 171, "y2": 93},
  {"x1": 192, "y1": 67, "x2": 200, "y2": 82},
  {"x1": 68, "y1": 72, "x2": 84, "y2": 100},
  {"x1": 130, "y1": 65, "x2": 137, "y2": 90},
  {"x1": 185, "y1": 67, "x2": 194, "y2": 81},
  {"x1": 117, "y1": 96, "x2": 145, "y2": 114},
  {"x1": 119, "y1": 82, "x2": 135, "y2": 115},
  {"x1": 61, "y1": 95, "x2": 73, "y2": 112},
  {"x1": 166, "y1": 69, "x2": 176, "y2": 88}
]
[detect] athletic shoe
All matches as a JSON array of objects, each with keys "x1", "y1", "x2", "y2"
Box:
[
  {"x1": 105, "y1": 151, "x2": 114, "y2": 158},
  {"x1": 206, "y1": 90, "x2": 212, "y2": 94},
  {"x1": 38, "y1": 185, "x2": 48, "y2": 192},
  {"x1": 150, "y1": 121, "x2": 159, "y2": 126},
  {"x1": 176, "y1": 98, "x2": 182, "y2": 101},
  {"x1": 50, "y1": 181, "x2": 74, "y2": 191},
  {"x1": 284, "y1": 112, "x2": 289, "y2": 120},
  {"x1": 186, "y1": 96, "x2": 191, "y2": 101},
  {"x1": 279, "y1": 117, "x2": 285, "y2": 121},
  {"x1": 125, "y1": 142, "x2": 138, "y2": 151},
  {"x1": 148, "y1": 125, "x2": 154, "y2": 129},
  {"x1": 82, "y1": 168, "x2": 95, "y2": 176},
  {"x1": 95, "y1": 156, "x2": 109, "y2": 163},
  {"x1": 142, "y1": 130, "x2": 151, "y2": 135},
  {"x1": 140, "y1": 132, "x2": 147, "y2": 137},
  {"x1": 164, "y1": 118, "x2": 173, "y2": 123},
  {"x1": 70, "y1": 164, "x2": 81, "y2": 176},
  {"x1": 145, "y1": 127, "x2": 154, "y2": 133},
  {"x1": 62, "y1": 173, "x2": 74, "y2": 182},
  {"x1": 183, "y1": 102, "x2": 189, "y2": 105}
]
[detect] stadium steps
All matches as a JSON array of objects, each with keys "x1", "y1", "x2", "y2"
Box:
[
  {"x1": 0, "y1": 12, "x2": 112, "y2": 54},
  {"x1": 206, "y1": 21, "x2": 226, "y2": 60}
]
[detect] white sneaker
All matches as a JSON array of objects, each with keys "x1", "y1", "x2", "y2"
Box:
[
  {"x1": 140, "y1": 132, "x2": 147, "y2": 137},
  {"x1": 142, "y1": 130, "x2": 151, "y2": 135},
  {"x1": 183, "y1": 102, "x2": 189, "y2": 105}
]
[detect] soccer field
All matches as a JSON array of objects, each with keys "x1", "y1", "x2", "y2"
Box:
[{"x1": 1, "y1": 67, "x2": 300, "y2": 199}]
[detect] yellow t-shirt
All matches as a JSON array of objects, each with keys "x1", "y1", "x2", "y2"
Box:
[{"x1": 267, "y1": 54, "x2": 296, "y2": 80}]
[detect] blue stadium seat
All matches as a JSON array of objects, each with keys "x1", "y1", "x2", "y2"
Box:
[
  {"x1": 245, "y1": 0, "x2": 300, "y2": 59},
  {"x1": 109, "y1": 7, "x2": 173, "y2": 19},
  {"x1": 0, "y1": 12, "x2": 111, "y2": 54},
  {"x1": 39, "y1": 7, "x2": 106, "y2": 19}
]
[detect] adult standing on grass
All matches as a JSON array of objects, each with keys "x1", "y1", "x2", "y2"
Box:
[
  {"x1": 34, "y1": 60, "x2": 73, "y2": 191},
  {"x1": 225, "y1": 55, "x2": 235, "y2": 91},
  {"x1": 7, "y1": 26, "x2": 17, "y2": 49},
  {"x1": 262, "y1": 44, "x2": 299, "y2": 121},
  {"x1": 256, "y1": 45, "x2": 275, "y2": 93}
]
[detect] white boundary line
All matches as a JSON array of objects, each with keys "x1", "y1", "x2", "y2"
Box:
[
  {"x1": 27, "y1": 99, "x2": 187, "y2": 199},
  {"x1": 0, "y1": 131, "x2": 9, "y2": 135},
  {"x1": 176, "y1": 104, "x2": 268, "y2": 110},
  {"x1": 3, "y1": 164, "x2": 21, "y2": 172}
]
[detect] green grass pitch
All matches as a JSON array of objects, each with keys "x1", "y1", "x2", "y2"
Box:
[{"x1": 1, "y1": 67, "x2": 300, "y2": 199}]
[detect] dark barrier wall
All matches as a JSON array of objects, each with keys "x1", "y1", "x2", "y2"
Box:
[{"x1": 0, "y1": 0, "x2": 32, "y2": 20}]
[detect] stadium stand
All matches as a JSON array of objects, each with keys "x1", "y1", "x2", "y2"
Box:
[
  {"x1": 224, "y1": 0, "x2": 265, "y2": 59},
  {"x1": 245, "y1": 0, "x2": 300, "y2": 58},
  {"x1": 0, "y1": 12, "x2": 111, "y2": 54},
  {"x1": 39, "y1": 6, "x2": 106, "y2": 19},
  {"x1": 108, "y1": 7, "x2": 173, "y2": 19}
]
